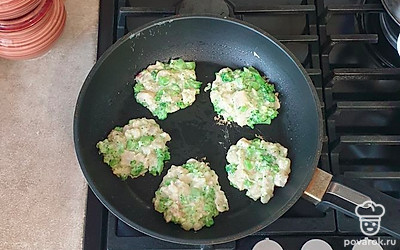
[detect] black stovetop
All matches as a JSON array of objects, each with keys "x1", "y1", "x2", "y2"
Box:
[{"x1": 84, "y1": 0, "x2": 400, "y2": 249}]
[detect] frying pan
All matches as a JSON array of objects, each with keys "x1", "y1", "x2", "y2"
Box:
[{"x1": 74, "y1": 15, "x2": 400, "y2": 245}]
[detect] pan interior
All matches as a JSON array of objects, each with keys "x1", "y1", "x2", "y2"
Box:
[{"x1": 75, "y1": 16, "x2": 321, "y2": 244}]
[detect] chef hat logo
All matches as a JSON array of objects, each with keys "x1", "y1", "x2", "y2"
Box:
[
  {"x1": 355, "y1": 201, "x2": 385, "y2": 236},
  {"x1": 355, "y1": 201, "x2": 385, "y2": 218}
]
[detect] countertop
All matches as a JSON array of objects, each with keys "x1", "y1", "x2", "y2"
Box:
[{"x1": 0, "y1": 0, "x2": 99, "y2": 249}]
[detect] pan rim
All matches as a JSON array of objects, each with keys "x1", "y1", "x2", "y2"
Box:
[{"x1": 73, "y1": 14, "x2": 324, "y2": 245}]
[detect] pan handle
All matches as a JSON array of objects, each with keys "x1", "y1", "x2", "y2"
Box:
[{"x1": 303, "y1": 168, "x2": 400, "y2": 238}]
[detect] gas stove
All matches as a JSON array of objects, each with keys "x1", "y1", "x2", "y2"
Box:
[{"x1": 84, "y1": 0, "x2": 400, "y2": 249}]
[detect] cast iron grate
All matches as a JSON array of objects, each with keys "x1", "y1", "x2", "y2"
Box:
[
  {"x1": 85, "y1": 0, "x2": 400, "y2": 249},
  {"x1": 317, "y1": 0, "x2": 400, "y2": 233}
]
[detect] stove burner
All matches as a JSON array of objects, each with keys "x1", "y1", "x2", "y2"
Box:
[
  {"x1": 177, "y1": 0, "x2": 233, "y2": 16},
  {"x1": 380, "y1": 13, "x2": 400, "y2": 51},
  {"x1": 358, "y1": 10, "x2": 400, "y2": 68},
  {"x1": 381, "y1": 0, "x2": 400, "y2": 26}
]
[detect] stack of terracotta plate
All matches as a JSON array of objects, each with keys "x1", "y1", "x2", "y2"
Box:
[{"x1": 0, "y1": 0, "x2": 66, "y2": 60}]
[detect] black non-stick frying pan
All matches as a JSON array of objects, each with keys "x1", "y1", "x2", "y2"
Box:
[{"x1": 74, "y1": 16, "x2": 400, "y2": 245}]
